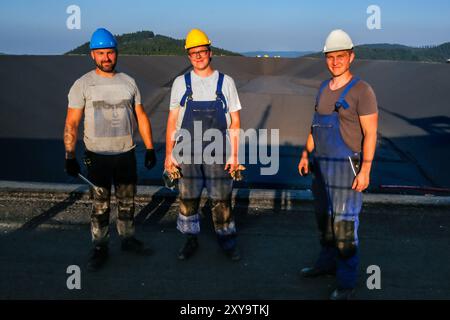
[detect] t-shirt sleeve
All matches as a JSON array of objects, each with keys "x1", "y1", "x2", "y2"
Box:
[
  {"x1": 224, "y1": 75, "x2": 242, "y2": 113},
  {"x1": 132, "y1": 79, "x2": 142, "y2": 106},
  {"x1": 67, "y1": 79, "x2": 85, "y2": 109},
  {"x1": 169, "y1": 76, "x2": 185, "y2": 110},
  {"x1": 357, "y1": 82, "x2": 378, "y2": 116}
]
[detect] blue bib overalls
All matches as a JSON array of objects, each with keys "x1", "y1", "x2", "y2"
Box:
[
  {"x1": 176, "y1": 72, "x2": 237, "y2": 250},
  {"x1": 311, "y1": 77, "x2": 362, "y2": 289}
]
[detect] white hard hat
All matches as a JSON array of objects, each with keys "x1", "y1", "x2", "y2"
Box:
[{"x1": 323, "y1": 29, "x2": 354, "y2": 53}]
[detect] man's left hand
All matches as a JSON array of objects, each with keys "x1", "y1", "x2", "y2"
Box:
[
  {"x1": 144, "y1": 149, "x2": 157, "y2": 170},
  {"x1": 224, "y1": 156, "x2": 239, "y2": 173},
  {"x1": 225, "y1": 157, "x2": 245, "y2": 181},
  {"x1": 352, "y1": 171, "x2": 370, "y2": 192}
]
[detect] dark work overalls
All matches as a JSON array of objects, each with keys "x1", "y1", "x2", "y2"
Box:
[
  {"x1": 311, "y1": 77, "x2": 362, "y2": 289},
  {"x1": 175, "y1": 72, "x2": 236, "y2": 250}
]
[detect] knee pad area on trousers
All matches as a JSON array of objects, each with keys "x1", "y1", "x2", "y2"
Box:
[
  {"x1": 210, "y1": 200, "x2": 231, "y2": 222},
  {"x1": 117, "y1": 199, "x2": 134, "y2": 213},
  {"x1": 115, "y1": 184, "x2": 135, "y2": 199},
  {"x1": 180, "y1": 199, "x2": 200, "y2": 216},
  {"x1": 92, "y1": 199, "x2": 110, "y2": 215},
  {"x1": 91, "y1": 210, "x2": 110, "y2": 228},
  {"x1": 337, "y1": 241, "x2": 357, "y2": 259}
]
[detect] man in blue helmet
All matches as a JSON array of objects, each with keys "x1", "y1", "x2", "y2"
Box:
[
  {"x1": 298, "y1": 29, "x2": 378, "y2": 300},
  {"x1": 64, "y1": 28, "x2": 157, "y2": 271},
  {"x1": 164, "y1": 29, "x2": 244, "y2": 261}
]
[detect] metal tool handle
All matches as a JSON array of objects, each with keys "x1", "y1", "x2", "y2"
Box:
[
  {"x1": 78, "y1": 173, "x2": 104, "y2": 196},
  {"x1": 78, "y1": 173, "x2": 97, "y2": 189},
  {"x1": 348, "y1": 156, "x2": 357, "y2": 177}
]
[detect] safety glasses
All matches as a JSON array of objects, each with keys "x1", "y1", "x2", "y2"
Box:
[{"x1": 188, "y1": 49, "x2": 210, "y2": 58}]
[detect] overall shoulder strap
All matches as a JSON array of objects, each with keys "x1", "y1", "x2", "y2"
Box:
[
  {"x1": 215, "y1": 72, "x2": 228, "y2": 111},
  {"x1": 315, "y1": 79, "x2": 331, "y2": 108},
  {"x1": 180, "y1": 72, "x2": 193, "y2": 107},
  {"x1": 335, "y1": 77, "x2": 360, "y2": 110}
]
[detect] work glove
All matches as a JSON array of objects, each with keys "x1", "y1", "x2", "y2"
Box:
[
  {"x1": 65, "y1": 158, "x2": 80, "y2": 177},
  {"x1": 144, "y1": 149, "x2": 157, "y2": 170},
  {"x1": 163, "y1": 167, "x2": 182, "y2": 190}
]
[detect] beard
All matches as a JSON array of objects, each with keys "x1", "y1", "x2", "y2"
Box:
[{"x1": 95, "y1": 60, "x2": 116, "y2": 73}]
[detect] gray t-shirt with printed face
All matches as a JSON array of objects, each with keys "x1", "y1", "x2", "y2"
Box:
[
  {"x1": 68, "y1": 70, "x2": 141, "y2": 155},
  {"x1": 316, "y1": 79, "x2": 378, "y2": 152},
  {"x1": 169, "y1": 70, "x2": 242, "y2": 131}
]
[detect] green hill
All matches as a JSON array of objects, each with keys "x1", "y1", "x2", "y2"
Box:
[
  {"x1": 65, "y1": 30, "x2": 240, "y2": 56},
  {"x1": 307, "y1": 42, "x2": 450, "y2": 63}
]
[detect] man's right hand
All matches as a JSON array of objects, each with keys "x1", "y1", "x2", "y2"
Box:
[
  {"x1": 65, "y1": 158, "x2": 80, "y2": 177},
  {"x1": 164, "y1": 155, "x2": 180, "y2": 173}
]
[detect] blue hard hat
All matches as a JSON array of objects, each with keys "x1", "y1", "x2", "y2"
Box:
[{"x1": 89, "y1": 28, "x2": 117, "y2": 50}]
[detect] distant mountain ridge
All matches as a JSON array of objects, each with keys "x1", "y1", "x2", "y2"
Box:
[
  {"x1": 66, "y1": 30, "x2": 241, "y2": 56},
  {"x1": 307, "y1": 42, "x2": 450, "y2": 63},
  {"x1": 241, "y1": 51, "x2": 314, "y2": 58}
]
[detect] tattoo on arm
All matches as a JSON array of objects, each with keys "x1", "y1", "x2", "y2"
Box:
[{"x1": 64, "y1": 124, "x2": 77, "y2": 159}]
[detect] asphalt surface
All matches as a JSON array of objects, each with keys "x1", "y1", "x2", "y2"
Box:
[
  {"x1": 1, "y1": 55, "x2": 449, "y2": 193},
  {"x1": 0, "y1": 189, "x2": 449, "y2": 300}
]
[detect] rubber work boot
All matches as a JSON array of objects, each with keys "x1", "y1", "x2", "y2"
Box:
[
  {"x1": 121, "y1": 237, "x2": 153, "y2": 256},
  {"x1": 178, "y1": 235, "x2": 199, "y2": 260},
  {"x1": 300, "y1": 266, "x2": 336, "y2": 278},
  {"x1": 329, "y1": 288, "x2": 356, "y2": 300},
  {"x1": 87, "y1": 245, "x2": 109, "y2": 272}
]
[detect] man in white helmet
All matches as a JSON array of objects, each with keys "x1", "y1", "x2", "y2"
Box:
[
  {"x1": 298, "y1": 29, "x2": 378, "y2": 299},
  {"x1": 164, "y1": 29, "x2": 243, "y2": 261}
]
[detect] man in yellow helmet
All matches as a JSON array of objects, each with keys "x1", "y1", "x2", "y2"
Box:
[{"x1": 164, "y1": 29, "x2": 243, "y2": 261}]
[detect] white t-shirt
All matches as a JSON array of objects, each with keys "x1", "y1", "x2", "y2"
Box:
[{"x1": 169, "y1": 70, "x2": 242, "y2": 131}]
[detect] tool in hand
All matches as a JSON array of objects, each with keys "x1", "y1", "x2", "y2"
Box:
[
  {"x1": 163, "y1": 167, "x2": 182, "y2": 190},
  {"x1": 348, "y1": 156, "x2": 357, "y2": 177},
  {"x1": 230, "y1": 164, "x2": 246, "y2": 181},
  {"x1": 78, "y1": 173, "x2": 104, "y2": 197}
]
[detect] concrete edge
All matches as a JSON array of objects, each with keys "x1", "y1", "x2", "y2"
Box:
[{"x1": 1, "y1": 180, "x2": 450, "y2": 207}]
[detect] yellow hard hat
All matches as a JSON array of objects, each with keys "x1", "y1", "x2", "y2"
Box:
[{"x1": 185, "y1": 29, "x2": 211, "y2": 50}]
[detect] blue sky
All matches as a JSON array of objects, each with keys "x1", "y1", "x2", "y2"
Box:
[{"x1": 1, "y1": 0, "x2": 450, "y2": 54}]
